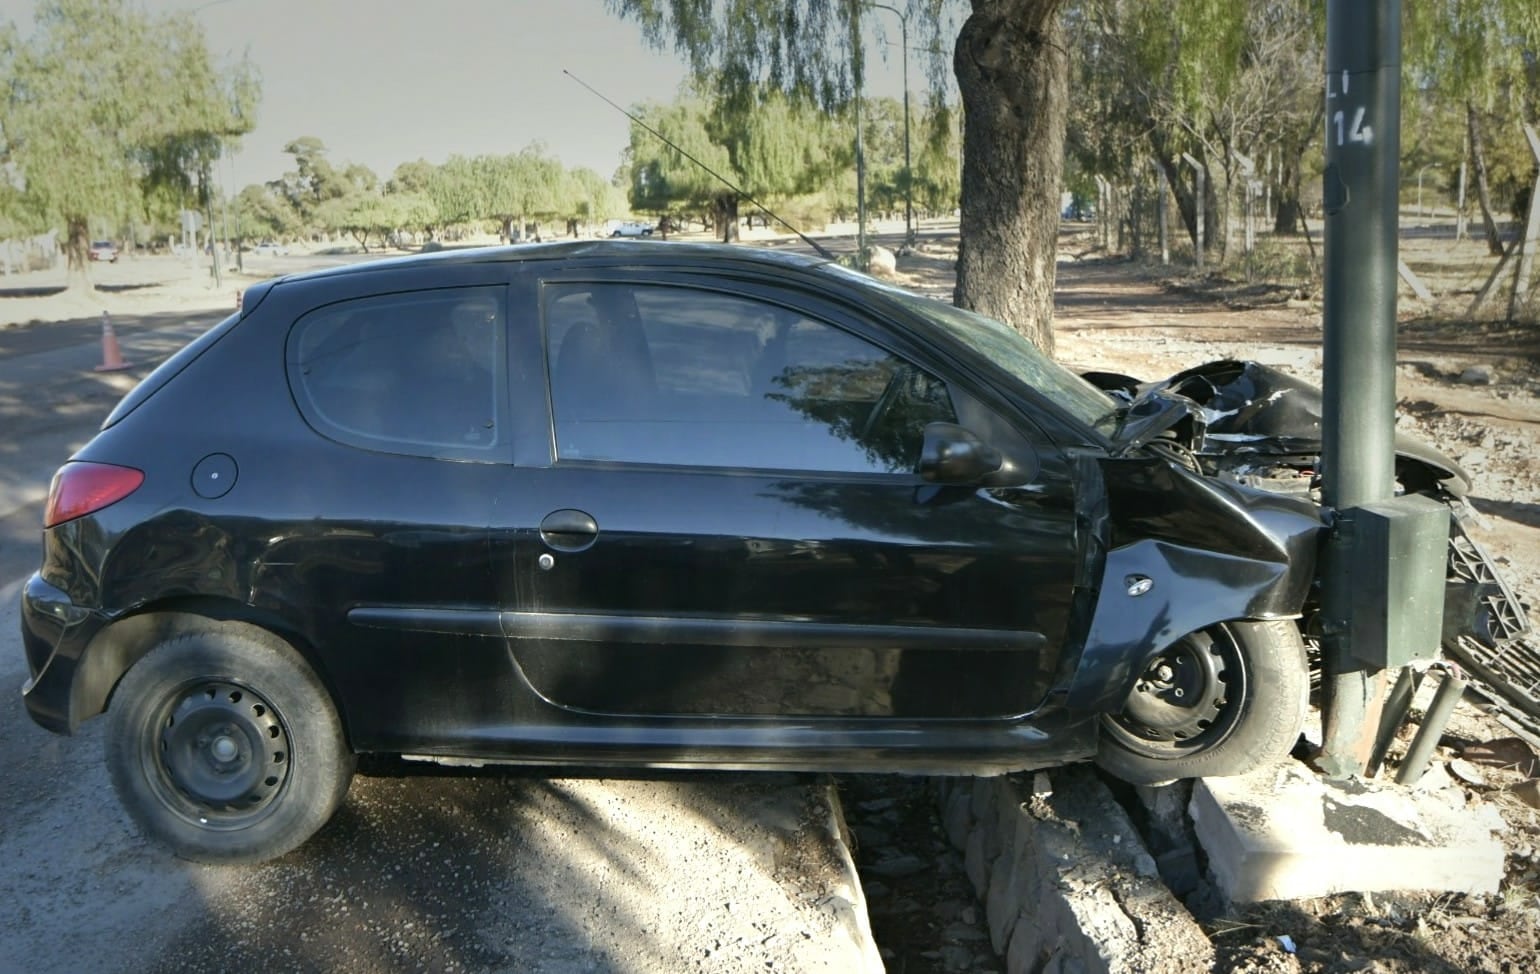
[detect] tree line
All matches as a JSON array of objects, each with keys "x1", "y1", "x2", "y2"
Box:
[
  {"x1": 237, "y1": 137, "x2": 628, "y2": 252},
  {"x1": 5, "y1": 0, "x2": 1537, "y2": 344},
  {"x1": 0, "y1": 0, "x2": 256, "y2": 288},
  {"x1": 622, "y1": 83, "x2": 960, "y2": 240},
  {"x1": 607, "y1": 0, "x2": 1540, "y2": 349}
]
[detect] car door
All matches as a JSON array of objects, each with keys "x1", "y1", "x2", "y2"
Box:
[
  {"x1": 492, "y1": 274, "x2": 1083, "y2": 722},
  {"x1": 275, "y1": 276, "x2": 516, "y2": 748}
]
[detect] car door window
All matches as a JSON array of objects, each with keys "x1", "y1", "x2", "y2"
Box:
[
  {"x1": 544, "y1": 283, "x2": 955, "y2": 474},
  {"x1": 287, "y1": 285, "x2": 505, "y2": 459}
]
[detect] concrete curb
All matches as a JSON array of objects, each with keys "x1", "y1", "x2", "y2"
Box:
[
  {"x1": 821, "y1": 781, "x2": 890, "y2": 973},
  {"x1": 937, "y1": 766, "x2": 1213, "y2": 974}
]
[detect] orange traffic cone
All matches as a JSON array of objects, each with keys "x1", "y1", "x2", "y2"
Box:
[{"x1": 94, "y1": 311, "x2": 131, "y2": 372}]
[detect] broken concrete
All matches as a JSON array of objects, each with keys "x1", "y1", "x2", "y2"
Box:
[
  {"x1": 1191, "y1": 760, "x2": 1507, "y2": 903},
  {"x1": 938, "y1": 767, "x2": 1213, "y2": 974}
]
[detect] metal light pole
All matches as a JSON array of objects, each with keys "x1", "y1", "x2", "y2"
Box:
[
  {"x1": 849, "y1": 0, "x2": 867, "y2": 263},
  {"x1": 865, "y1": 2, "x2": 913, "y2": 247},
  {"x1": 1318, "y1": 0, "x2": 1407, "y2": 777},
  {"x1": 227, "y1": 149, "x2": 244, "y2": 273}
]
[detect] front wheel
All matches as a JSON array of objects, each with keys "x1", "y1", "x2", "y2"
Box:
[
  {"x1": 105, "y1": 624, "x2": 355, "y2": 864},
  {"x1": 1096, "y1": 620, "x2": 1307, "y2": 784}
]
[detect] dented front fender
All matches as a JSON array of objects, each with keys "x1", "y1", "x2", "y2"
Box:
[{"x1": 1066, "y1": 456, "x2": 1324, "y2": 715}]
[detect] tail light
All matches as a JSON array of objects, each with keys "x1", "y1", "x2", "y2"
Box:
[{"x1": 44, "y1": 462, "x2": 145, "y2": 528}]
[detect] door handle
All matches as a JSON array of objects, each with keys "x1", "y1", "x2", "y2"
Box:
[{"x1": 540, "y1": 509, "x2": 599, "y2": 552}]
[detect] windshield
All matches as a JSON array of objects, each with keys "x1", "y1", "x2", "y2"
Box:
[{"x1": 821, "y1": 265, "x2": 1121, "y2": 434}]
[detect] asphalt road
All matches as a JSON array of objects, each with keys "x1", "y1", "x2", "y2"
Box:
[{"x1": 0, "y1": 295, "x2": 880, "y2": 974}]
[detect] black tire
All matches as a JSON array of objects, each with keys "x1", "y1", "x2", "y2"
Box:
[
  {"x1": 1095, "y1": 619, "x2": 1307, "y2": 784},
  {"x1": 105, "y1": 624, "x2": 355, "y2": 864}
]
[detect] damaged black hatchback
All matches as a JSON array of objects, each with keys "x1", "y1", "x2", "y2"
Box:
[{"x1": 23, "y1": 242, "x2": 1335, "y2": 863}]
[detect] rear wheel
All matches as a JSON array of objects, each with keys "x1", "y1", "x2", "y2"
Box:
[
  {"x1": 105, "y1": 624, "x2": 354, "y2": 864},
  {"x1": 1096, "y1": 620, "x2": 1307, "y2": 784}
]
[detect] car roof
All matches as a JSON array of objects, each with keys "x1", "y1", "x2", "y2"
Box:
[{"x1": 266, "y1": 240, "x2": 831, "y2": 286}]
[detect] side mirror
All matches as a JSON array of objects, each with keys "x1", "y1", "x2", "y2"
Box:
[{"x1": 919, "y1": 422, "x2": 1004, "y2": 484}]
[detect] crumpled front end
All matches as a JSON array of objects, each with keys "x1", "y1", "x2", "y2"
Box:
[
  {"x1": 1084, "y1": 357, "x2": 1535, "y2": 722},
  {"x1": 1064, "y1": 453, "x2": 1325, "y2": 715}
]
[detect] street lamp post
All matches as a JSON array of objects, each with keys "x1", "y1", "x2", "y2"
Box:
[
  {"x1": 865, "y1": 2, "x2": 913, "y2": 247},
  {"x1": 850, "y1": 0, "x2": 867, "y2": 263},
  {"x1": 1416, "y1": 164, "x2": 1436, "y2": 217}
]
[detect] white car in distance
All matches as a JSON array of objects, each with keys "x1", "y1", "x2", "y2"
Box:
[{"x1": 605, "y1": 220, "x2": 655, "y2": 238}]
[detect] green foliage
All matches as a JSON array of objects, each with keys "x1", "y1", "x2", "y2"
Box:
[
  {"x1": 716, "y1": 87, "x2": 841, "y2": 200},
  {"x1": 388, "y1": 192, "x2": 439, "y2": 237},
  {"x1": 427, "y1": 155, "x2": 481, "y2": 226},
  {"x1": 607, "y1": 1, "x2": 966, "y2": 228},
  {"x1": 313, "y1": 190, "x2": 436, "y2": 251},
  {"x1": 627, "y1": 97, "x2": 735, "y2": 213},
  {"x1": 1405, "y1": 0, "x2": 1540, "y2": 220},
  {"x1": 232, "y1": 184, "x2": 302, "y2": 242},
  {"x1": 515, "y1": 145, "x2": 578, "y2": 220},
  {"x1": 388, "y1": 159, "x2": 437, "y2": 195},
  {"x1": 276, "y1": 137, "x2": 353, "y2": 223},
  {"x1": 912, "y1": 97, "x2": 961, "y2": 214},
  {"x1": 607, "y1": 0, "x2": 868, "y2": 112},
  {"x1": 1405, "y1": 0, "x2": 1540, "y2": 109},
  {"x1": 1070, "y1": 0, "x2": 1323, "y2": 257},
  {"x1": 568, "y1": 167, "x2": 627, "y2": 222},
  {"x1": 618, "y1": 78, "x2": 960, "y2": 232},
  {"x1": 2, "y1": 0, "x2": 256, "y2": 282}
]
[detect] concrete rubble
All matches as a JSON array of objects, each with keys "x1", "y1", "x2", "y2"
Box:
[{"x1": 1190, "y1": 760, "x2": 1507, "y2": 903}]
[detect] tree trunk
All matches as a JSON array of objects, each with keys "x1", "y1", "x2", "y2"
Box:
[
  {"x1": 952, "y1": 0, "x2": 1069, "y2": 355},
  {"x1": 1149, "y1": 136, "x2": 1211, "y2": 261},
  {"x1": 1468, "y1": 102, "x2": 1507, "y2": 257},
  {"x1": 64, "y1": 216, "x2": 90, "y2": 293},
  {"x1": 1272, "y1": 104, "x2": 1321, "y2": 235},
  {"x1": 1274, "y1": 155, "x2": 1305, "y2": 235},
  {"x1": 715, "y1": 194, "x2": 740, "y2": 243}
]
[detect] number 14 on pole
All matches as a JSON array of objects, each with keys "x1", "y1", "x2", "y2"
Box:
[{"x1": 1327, "y1": 69, "x2": 1374, "y2": 147}]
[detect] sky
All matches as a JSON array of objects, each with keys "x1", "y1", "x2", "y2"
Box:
[{"x1": 1, "y1": 0, "x2": 924, "y2": 193}]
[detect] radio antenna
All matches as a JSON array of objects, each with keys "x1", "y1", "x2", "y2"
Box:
[{"x1": 563, "y1": 69, "x2": 835, "y2": 261}]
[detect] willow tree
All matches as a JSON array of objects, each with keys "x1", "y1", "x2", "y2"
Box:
[
  {"x1": 513, "y1": 145, "x2": 579, "y2": 239},
  {"x1": 626, "y1": 98, "x2": 737, "y2": 229},
  {"x1": 607, "y1": 0, "x2": 1069, "y2": 353},
  {"x1": 567, "y1": 167, "x2": 627, "y2": 236},
  {"x1": 3, "y1": 0, "x2": 256, "y2": 290},
  {"x1": 1406, "y1": 0, "x2": 1540, "y2": 256}
]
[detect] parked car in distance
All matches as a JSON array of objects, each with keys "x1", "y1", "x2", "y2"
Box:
[
  {"x1": 248, "y1": 240, "x2": 290, "y2": 257},
  {"x1": 605, "y1": 219, "x2": 654, "y2": 238},
  {"x1": 23, "y1": 240, "x2": 1517, "y2": 864},
  {"x1": 88, "y1": 240, "x2": 118, "y2": 263}
]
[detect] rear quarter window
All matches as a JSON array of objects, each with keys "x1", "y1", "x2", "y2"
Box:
[{"x1": 286, "y1": 285, "x2": 508, "y2": 461}]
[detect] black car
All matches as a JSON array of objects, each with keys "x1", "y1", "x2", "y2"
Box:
[{"x1": 23, "y1": 241, "x2": 1380, "y2": 863}]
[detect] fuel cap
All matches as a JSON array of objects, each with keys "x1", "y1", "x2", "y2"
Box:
[{"x1": 191, "y1": 453, "x2": 238, "y2": 499}]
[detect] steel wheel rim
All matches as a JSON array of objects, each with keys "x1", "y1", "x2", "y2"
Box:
[
  {"x1": 1103, "y1": 627, "x2": 1247, "y2": 758},
  {"x1": 143, "y1": 680, "x2": 291, "y2": 830}
]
